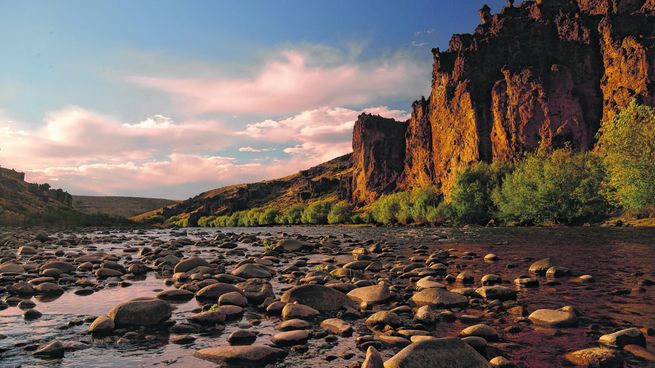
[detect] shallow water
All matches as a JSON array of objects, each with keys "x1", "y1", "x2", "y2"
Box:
[{"x1": 1, "y1": 226, "x2": 654, "y2": 367}]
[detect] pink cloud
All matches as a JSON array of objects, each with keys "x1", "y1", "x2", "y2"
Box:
[{"x1": 129, "y1": 48, "x2": 426, "y2": 115}]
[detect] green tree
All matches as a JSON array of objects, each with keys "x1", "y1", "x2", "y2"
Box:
[
  {"x1": 493, "y1": 148, "x2": 607, "y2": 225},
  {"x1": 258, "y1": 208, "x2": 280, "y2": 225},
  {"x1": 597, "y1": 101, "x2": 655, "y2": 213},
  {"x1": 327, "y1": 201, "x2": 354, "y2": 224},
  {"x1": 301, "y1": 200, "x2": 333, "y2": 224},
  {"x1": 285, "y1": 204, "x2": 306, "y2": 225},
  {"x1": 449, "y1": 162, "x2": 508, "y2": 225}
]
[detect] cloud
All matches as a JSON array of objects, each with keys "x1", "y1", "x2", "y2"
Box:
[
  {"x1": 128, "y1": 45, "x2": 427, "y2": 116},
  {"x1": 239, "y1": 105, "x2": 409, "y2": 165},
  {"x1": 238, "y1": 146, "x2": 275, "y2": 153}
]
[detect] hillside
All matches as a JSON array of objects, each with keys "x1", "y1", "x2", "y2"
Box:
[
  {"x1": 0, "y1": 166, "x2": 74, "y2": 225},
  {"x1": 72, "y1": 195, "x2": 178, "y2": 218},
  {"x1": 143, "y1": 0, "x2": 655, "y2": 224},
  {"x1": 136, "y1": 154, "x2": 353, "y2": 225}
]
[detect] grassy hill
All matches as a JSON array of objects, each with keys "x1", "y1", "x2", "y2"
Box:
[
  {"x1": 73, "y1": 195, "x2": 178, "y2": 218},
  {"x1": 134, "y1": 154, "x2": 353, "y2": 226}
]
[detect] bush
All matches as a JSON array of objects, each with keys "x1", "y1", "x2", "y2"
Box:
[
  {"x1": 285, "y1": 204, "x2": 306, "y2": 225},
  {"x1": 493, "y1": 148, "x2": 608, "y2": 225},
  {"x1": 370, "y1": 191, "x2": 409, "y2": 225},
  {"x1": 301, "y1": 200, "x2": 334, "y2": 224},
  {"x1": 327, "y1": 201, "x2": 354, "y2": 224},
  {"x1": 409, "y1": 186, "x2": 441, "y2": 223},
  {"x1": 448, "y1": 162, "x2": 509, "y2": 225},
  {"x1": 597, "y1": 101, "x2": 655, "y2": 213},
  {"x1": 258, "y1": 208, "x2": 280, "y2": 226}
]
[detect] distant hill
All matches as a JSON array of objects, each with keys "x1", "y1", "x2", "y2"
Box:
[
  {"x1": 0, "y1": 166, "x2": 75, "y2": 225},
  {"x1": 134, "y1": 154, "x2": 352, "y2": 225},
  {"x1": 73, "y1": 195, "x2": 178, "y2": 218}
]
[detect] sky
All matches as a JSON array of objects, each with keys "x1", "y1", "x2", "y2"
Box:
[{"x1": 0, "y1": 0, "x2": 515, "y2": 199}]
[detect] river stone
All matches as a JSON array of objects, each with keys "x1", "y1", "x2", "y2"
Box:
[
  {"x1": 228, "y1": 329, "x2": 257, "y2": 345},
  {"x1": 563, "y1": 347, "x2": 622, "y2": 368},
  {"x1": 480, "y1": 274, "x2": 502, "y2": 286},
  {"x1": 475, "y1": 286, "x2": 516, "y2": 301},
  {"x1": 411, "y1": 288, "x2": 469, "y2": 308},
  {"x1": 194, "y1": 345, "x2": 287, "y2": 367},
  {"x1": 236, "y1": 279, "x2": 275, "y2": 304},
  {"x1": 157, "y1": 289, "x2": 195, "y2": 301},
  {"x1": 174, "y1": 256, "x2": 211, "y2": 273},
  {"x1": 599, "y1": 327, "x2": 646, "y2": 348},
  {"x1": 280, "y1": 284, "x2": 355, "y2": 312},
  {"x1": 320, "y1": 318, "x2": 353, "y2": 336},
  {"x1": 218, "y1": 291, "x2": 248, "y2": 306},
  {"x1": 96, "y1": 268, "x2": 123, "y2": 278},
  {"x1": 196, "y1": 283, "x2": 243, "y2": 299},
  {"x1": 281, "y1": 303, "x2": 319, "y2": 320},
  {"x1": 35, "y1": 282, "x2": 63, "y2": 295},
  {"x1": 0, "y1": 262, "x2": 25, "y2": 274},
  {"x1": 17, "y1": 245, "x2": 38, "y2": 255},
  {"x1": 34, "y1": 340, "x2": 64, "y2": 358},
  {"x1": 271, "y1": 329, "x2": 310, "y2": 346},
  {"x1": 528, "y1": 308, "x2": 577, "y2": 327},
  {"x1": 489, "y1": 356, "x2": 514, "y2": 367},
  {"x1": 546, "y1": 266, "x2": 570, "y2": 278},
  {"x1": 231, "y1": 263, "x2": 273, "y2": 279},
  {"x1": 274, "y1": 239, "x2": 310, "y2": 252},
  {"x1": 365, "y1": 311, "x2": 401, "y2": 328},
  {"x1": 347, "y1": 283, "x2": 391, "y2": 305},
  {"x1": 415, "y1": 276, "x2": 447, "y2": 290},
  {"x1": 41, "y1": 261, "x2": 75, "y2": 274},
  {"x1": 529, "y1": 258, "x2": 553, "y2": 274},
  {"x1": 24, "y1": 309, "x2": 42, "y2": 320},
  {"x1": 89, "y1": 315, "x2": 115, "y2": 335},
  {"x1": 108, "y1": 298, "x2": 171, "y2": 327},
  {"x1": 188, "y1": 310, "x2": 226, "y2": 325},
  {"x1": 383, "y1": 337, "x2": 491, "y2": 368},
  {"x1": 277, "y1": 319, "x2": 312, "y2": 331},
  {"x1": 363, "y1": 346, "x2": 384, "y2": 368},
  {"x1": 460, "y1": 324, "x2": 499, "y2": 341}
]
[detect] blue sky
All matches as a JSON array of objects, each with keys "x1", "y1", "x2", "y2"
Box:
[{"x1": 0, "y1": 0, "x2": 515, "y2": 198}]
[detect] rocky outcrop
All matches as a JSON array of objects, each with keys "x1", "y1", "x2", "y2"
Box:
[{"x1": 348, "y1": 0, "x2": 655, "y2": 202}]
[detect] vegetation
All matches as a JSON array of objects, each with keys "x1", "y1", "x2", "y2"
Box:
[
  {"x1": 596, "y1": 101, "x2": 655, "y2": 214},
  {"x1": 492, "y1": 149, "x2": 607, "y2": 225},
  {"x1": 173, "y1": 104, "x2": 655, "y2": 228}
]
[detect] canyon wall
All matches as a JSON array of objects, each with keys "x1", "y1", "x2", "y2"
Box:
[{"x1": 348, "y1": 0, "x2": 655, "y2": 203}]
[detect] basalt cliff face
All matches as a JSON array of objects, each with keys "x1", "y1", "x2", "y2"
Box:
[{"x1": 347, "y1": 0, "x2": 655, "y2": 204}]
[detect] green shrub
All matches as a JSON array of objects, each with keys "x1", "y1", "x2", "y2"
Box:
[
  {"x1": 301, "y1": 200, "x2": 334, "y2": 224},
  {"x1": 493, "y1": 148, "x2": 607, "y2": 225},
  {"x1": 258, "y1": 208, "x2": 280, "y2": 226},
  {"x1": 285, "y1": 204, "x2": 306, "y2": 225},
  {"x1": 408, "y1": 186, "x2": 441, "y2": 223},
  {"x1": 370, "y1": 191, "x2": 409, "y2": 225},
  {"x1": 327, "y1": 201, "x2": 354, "y2": 224},
  {"x1": 448, "y1": 162, "x2": 509, "y2": 225},
  {"x1": 597, "y1": 101, "x2": 655, "y2": 213}
]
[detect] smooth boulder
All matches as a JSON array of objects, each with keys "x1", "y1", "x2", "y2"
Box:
[
  {"x1": 383, "y1": 337, "x2": 491, "y2": 368},
  {"x1": 108, "y1": 298, "x2": 171, "y2": 327},
  {"x1": 281, "y1": 284, "x2": 354, "y2": 312},
  {"x1": 194, "y1": 345, "x2": 287, "y2": 367}
]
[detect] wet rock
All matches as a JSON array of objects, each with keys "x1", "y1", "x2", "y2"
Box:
[
  {"x1": 108, "y1": 298, "x2": 172, "y2": 327},
  {"x1": 194, "y1": 345, "x2": 287, "y2": 367},
  {"x1": 480, "y1": 274, "x2": 502, "y2": 286},
  {"x1": 218, "y1": 291, "x2": 248, "y2": 306},
  {"x1": 277, "y1": 319, "x2": 312, "y2": 331},
  {"x1": 320, "y1": 318, "x2": 353, "y2": 337},
  {"x1": 365, "y1": 311, "x2": 401, "y2": 328},
  {"x1": 281, "y1": 303, "x2": 319, "y2": 320},
  {"x1": 171, "y1": 335, "x2": 195, "y2": 344},
  {"x1": 599, "y1": 327, "x2": 646, "y2": 348},
  {"x1": 578, "y1": 275, "x2": 595, "y2": 283},
  {"x1": 228, "y1": 329, "x2": 257, "y2": 345},
  {"x1": 563, "y1": 347, "x2": 622, "y2": 367},
  {"x1": 188, "y1": 310, "x2": 226, "y2": 325},
  {"x1": 271, "y1": 329, "x2": 310, "y2": 346},
  {"x1": 415, "y1": 276, "x2": 447, "y2": 290},
  {"x1": 475, "y1": 286, "x2": 516, "y2": 301},
  {"x1": 489, "y1": 356, "x2": 515, "y2": 367},
  {"x1": 96, "y1": 267, "x2": 123, "y2": 278},
  {"x1": 0, "y1": 262, "x2": 25, "y2": 274},
  {"x1": 196, "y1": 283, "x2": 243, "y2": 299},
  {"x1": 347, "y1": 283, "x2": 391, "y2": 305},
  {"x1": 411, "y1": 287, "x2": 469, "y2": 308},
  {"x1": 623, "y1": 344, "x2": 655, "y2": 363},
  {"x1": 89, "y1": 315, "x2": 115, "y2": 335},
  {"x1": 456, "y1": 271, "x2": 475, "y2": 284},
  {"x1": 384, "y1": 337, "x2": 491, "y2": 368},
  {"x1": 24, "y1": 309, "x2": 42, "y2": 320},
  {"x1": 484, "y1": 254, "x2": 499, "y2": 261},
  {"x1": 362, "y1": 345, "x2": 384, "y2": 368},
  {"x1": 529, "y1": 258, "x2": 553, "y2": 274},
  {"x1": 17, "y1": 245, "x2": 38, "y2": 255},
  {"x1": 514, "y1": 277, "x2": 540, "y2": 288},
  {"x1": 34, "y1": 340, "x2": 64, "y2": 358},
  {"x1": 281, "y1": 284, "x2": 355, "y2": 312},
  {"x1": 231, "y1": 263, "x2": 273, "y2": 279},
  {"x1": 462, "y1": 336, "x2": 487, "y2": 352},
  {"x1": 236, "y1": 279, "x2": 275, "y2": 304},
  {"x1": 546, "y1": 266, "x2": 570, "y2": 278},
  {"x1": 40, "y1": 261, "x2": 75, "y2": 274},
  {"x1": 157, "y1": 289, "x2": 195, "y2": 301},
  {"x1": 35, "y1": 282, "x2": 63, "y2": 295},
  {"x1": 274, "y1": 239, "x2": 311, "y2": 252},
  {"x1": 528, "y1": 307, "x2": 578, "y2": 327},
  {"x1": 460, "y1": 324, "x2": 499, "y2": 341},
  {"x1": 174, "y1": 256, "x2": 211, "y2": 273}
]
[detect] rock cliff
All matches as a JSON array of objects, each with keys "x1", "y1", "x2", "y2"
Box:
[{"x1": 348, "y1": 0, "x2": 655, "y2": 203}]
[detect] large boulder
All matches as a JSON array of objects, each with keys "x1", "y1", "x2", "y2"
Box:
[
  {"x1": 231, "y1": 263, "x2": 273, "y2": 279},
  {"x1": 89, "y1": 315, "x2": 115, "y2": 335},
  {"x1": 195, "y1": 345, "x2": 287, "y2": 367},
  {"x1": 383, "y1": 337, "x2": 491, "y2": 368},
  {"x1": 108, "y1": 298, "x2": 171, "y2": 327},
  {"x1": 196, "y1": 283, "x2": 243, "y2": 299},
  {"x1": 528, "y1": 307, "x2": 577, "y2": 327},
  {"x1": 411, "y1": 288, "x2": 469, "y2": 308},
  {"x1": 281, "y1": 284, "x2": 355, "y2": 312}
]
